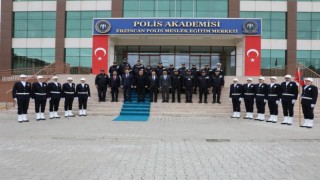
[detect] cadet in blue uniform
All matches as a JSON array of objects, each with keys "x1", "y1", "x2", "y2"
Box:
[
  {"x1": 242, "y1": 78, "x2": 255, "y2": 119},
  {"x1": 183, "y1": 69, "x2": 195, "y2": 103},
  {"x1": 229, "y1": 78, "x2": 242, "y2": 118},
  {"x1": 109, "y1": 61, "x2": 120, "y2": 77},
  {"x1": 211, "y1": 70, "x2": 224, "y2": 104},
  {"x1": 171, "y1": 69, "x2": 182, "y2": 103},
  {"x1": 280, "y1": 74, "x2": 298, "y2": 125},
  {"x1": 76, "y1": 78, "x2": 91, "y2": 116},
  {"x1": 301, "y1": 78, "x2": 318, "y2": 128},
  {"x1": 12, "y1": 74, "x2": 32, "y2": 123},
  {"x1": 62, "y1": 77, "x2": 76, "y2": 117},
  {"x1": 254, "y1": 77, "x2": 268, "y2": 121},
  {"x1": 266, "y1": 77, "x2": 281, "y2": 123},
  {"x1": 95, "y1": 69, "x2": 109, "y2": 102},
  {"x1": 197, "y1": 70, "x2": 210, "y2": 103},
  {"x1": 212, "y1": 63, "x2": 224, "y2": 77},
  {"x1": 110, "y1": 71, "x2": 121, "y2": 102},
  {"x1": 148, "y1": 71, "x2": 159, "y2": 103},
  {"x1": 47, "y1": 76, "x2": 62, "y2": 119},
  {"x1": 31, "y1": 75, "x2": 48, "y2": 121},
  {"x1": 190, "y1": 64, "x2": 200, "y2": 94}
]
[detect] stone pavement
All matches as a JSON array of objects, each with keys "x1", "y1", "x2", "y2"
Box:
[{"x1": 0, "y1": 113, "x2": 320, "y2": 180}]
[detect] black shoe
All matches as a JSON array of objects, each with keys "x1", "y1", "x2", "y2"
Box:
[
  {"x1": 198, "y1": 100, "x2": 202, "y2": 103},
  {"x1": 36, "y1": 119, "x2": 41, "y2": 121},
  {"x1": 217, "y1": 102, "x2": 221, "y2": 104},
  {"x1": 18, "y1": 121, "x2": 23, "y2": 123},
  {"x1": 204, "y1": 101, "x2": 207, "y2": 104},
  {"x1": 212, "y1": 101, "x2": 216, "y2": 104},
  {"x1": 24, "y1": 120, "x2": 29, "y2": 122},
  {"x1": 111, "y1": 100, "x2": 114, "y2": 102},
  {"x1": 42, "y1": 118, "x2": 46, "y2": 121},
  {"x1": 178, "y1": 100, "x2": 181, "y2": 103},
  {"x1": 190, "y1": 101, "x2": 193, "y2": 103},
  {"x1": 172, "y1": 100, "x2": 175, "y2": 103}
]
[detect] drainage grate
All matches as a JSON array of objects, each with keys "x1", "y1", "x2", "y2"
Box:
[{"x1": 206, "y1": 139, "x2": 230, "y2": 142}]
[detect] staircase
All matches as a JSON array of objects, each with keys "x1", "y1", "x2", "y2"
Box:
[{"x1": 4, "y1": 74, "x2": 320, "y2": 121}]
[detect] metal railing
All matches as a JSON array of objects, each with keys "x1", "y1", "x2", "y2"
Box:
[{"x1": 298, "y1": 63, "x2": 320, "y2": 90}]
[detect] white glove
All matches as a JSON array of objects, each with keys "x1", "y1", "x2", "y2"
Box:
[
  {"x1": 47, "y1": 97, "x2": 51, "y2": 101},
  {"x1": 14, "y1": 98, "x2": 17, "y2": 102},
  {"x1": 276, "y1": 100, "x2": 280, "y2": 105},
  {"x1": 311, "y1": 104, "x2": 315, "y2": 108},
  {"x1": 264, "y1": 99, "x2": 267, "y2": 103},
  {"x1": 88, "y1": 97, "x2": 90, "y2": 100},
  {"x1": 292, "y1": 99, "x2": 296, "y2": 104},
  {"x1": 31, "y1": 99, "x2": 35, "y2": 103},
  {"x1": 74, "y1": 97, "x2": 78, "y2": 99},
  {"x1": 229, "y1": 98, "x2": 232, "y2": 101},
  {"x1": 279, "y1": 98, "x2": 281, "y2": 102},
  {"x1": 239, "y1": 98, "x2": 242, "y2": 102}
]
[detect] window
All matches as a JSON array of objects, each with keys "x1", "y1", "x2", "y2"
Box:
[
  {"x1": 66, "y1": 11, "x2": 111, "y2": 38},
  {"x1": 297, "y1": 12, "x2": 320, "y2": 40},
  {"x1": 14, "y1": 12, "x2": 56, "y2": 38},
  {"x1": 12, "y1": 48, "x2": 55, "y2": 69},
  {"x1": 65, "y1": 48, "x2": 92, "y2": 74},
  {"x1": 297, "y1": 51, "x2": 320, "y2": 72},
  {"x1": 240, "y1": 11, "x2": 286, "y2": 39},
  {"x1": 123, "y1": 0, "x2": 228, "y2": 18}
]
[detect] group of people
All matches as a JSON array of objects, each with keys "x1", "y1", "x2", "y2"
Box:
[
  {"x1": 12, "y1": 75, "x2": 91, "y2": 123},
  {"x1": 96, "y1": 58, "x2": 225, "y2": 104},
  {"x1": 229, "y1": 75, "x2": 318, "y2": 128}
]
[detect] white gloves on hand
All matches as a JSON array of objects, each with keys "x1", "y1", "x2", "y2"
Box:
[
  {"x1": 292, "y1": 99, "x2": 296, "y2": 104},
  {"x1": 239, "y1": 98, "x2": 242, "y2": 102},
  {"x1": 264, "y1": 99, "x2": 267, "y2": 103},
  {"x1": 88, "y1": 97, "x2": 90, "y2": 100},
  {"x1": 229, "y1": 98, "x2": 232, "y2": 101},
  {"x1": 14, "y1": 98, "x2": 17, "y2": 102},
  {"x1": 311, "y1": 104, "x2": 315, "y2": 108},
  {"x1": 31, "y1": 99, "x2": 35, "y2": 103},
  {"x1": 276, "y1": 100, "x2": 280, "y2": 105},
  {"x1": 47, "y1": 98, "x2": 51, "y2": 101}
]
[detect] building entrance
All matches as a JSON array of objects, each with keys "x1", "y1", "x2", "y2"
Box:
[{"x1": 115, "y1": 45, "x2": 236, "y2": 75}]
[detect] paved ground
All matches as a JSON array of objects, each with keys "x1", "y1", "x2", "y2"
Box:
[{"x1": 0, "y1": 113, "x2": 320, "y2": 180}]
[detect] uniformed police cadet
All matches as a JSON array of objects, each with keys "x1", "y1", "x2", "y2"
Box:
[
  {"x1": 119, "y1": 58, "x2": 132, "y2": 76},
  {"x1": 198, "y1": 70, "x2": 210, "y2": 103},
  {"x1": 280, "y1": 74, "x2": 298, "y2": 125},
  {"x1": 190, "y1": 64, "x2": 200, "y2": 94},
  {"x1": 62, "y1": 77, "x2": 76, "y2": 117},
  {"x1": 254, "y1": 77, "x2": 268, "y2": 121},
  {"x1": 266, "y1": 76, "x2": 281, "y2": 123},
  {"x1": 12, "y1": 74, "x2": 32, "y2": 123},
  {"x1": 167, "y1": 64, "x2": 175, "y2": 76},
  {"x1": 242, "y1": 78, "x2": 255, "y2": 119},
  {"x1": 47, "y1": 76, "x2": 62, "y2": 119},
  {"x1": 76, "y1": 78, "x2": 91, "y2": 116},
  {"x1": 212, "y1": 63, "x2": 224, "y2": 77},
  {"x1": 31, "y1": 75, "x2": 48, "y2": 121},
  {"x1": 301, "y1": 78, "x2": 318, "y2": 128},
  {"x1": 156, "y1": 62, "x2": 165, "y2": 77},
  {"x1": 229, "y1": 78, "x2": 242, "y2": 118},
  {"x1": 95, "y1": 69, "x2": 109, "y2": 102},
  {"x1": 211, "y1": 70, "x2": 224, "y2": 104},
  {"x1": 109, "y1": 61, "x2": 120, "y2": 77},
  {"x1": 183, "y1": 69, "x2": 195, "y2": 103},
  {"x1": 171, "y1": 69, "x2": 182, "y2": 103}
]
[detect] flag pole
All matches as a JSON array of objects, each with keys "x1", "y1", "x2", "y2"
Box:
[{"x1": 298, "y1": 64, "x2": 302, "y2": 127}]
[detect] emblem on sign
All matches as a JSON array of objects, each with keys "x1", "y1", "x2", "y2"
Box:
[
  {"x1": 243, "y1": 20, "x2": 258, "y2": 34},
  {"x1": 95, "y1": 20, "x2": 111, "y2": 34}
]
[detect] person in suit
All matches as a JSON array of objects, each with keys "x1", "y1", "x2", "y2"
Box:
[
  {"x1": 159, "y1": 70, "x2": 171, "y2": 103},
  {"x1": 242, "y1": 78, "x2": 255, "y2": 119},
  {"x1": 229, "y1": 78, "x2": 243, "y2": 118},
  {"x1": 148, "y1": 70, "x2": 159, "y2": 102},
  {"x1": 134, "y1": 70, "x2": 148, "y2": 102},
  {"x1": 197, "y1": 70, "x2": 210, "y2": 103},
  {"x1": 31, "y1": 75, "x2": 48, "y2": 121},
  {"x1": 95, "y1": 69, "x2": 109, "y2": 102},
  {"x1": 171, "y1": 69, "x2": 182, "y2": 103},
  {"x1": 266, "y1": 76, "x2": 281, "y2": 123},
  {"x1": 75, "y1": 78, "x2": 91, "y2": 116},
  {"x1": 110, "y1": 71, "x2": 121, "y2": 102},
  {"x1": 12, "y1": 74, "x2": 32, "y2": 123},
  {"x1": 280, "y1": 74, "x2": 298, "y2": 125},
  {"x1": 47, "y1": 76, "x2": 62, "y2": 119},
  {"x1": 254, "y1": 77, "x2": 268, "y2": 121},
  {"x1": 211, "y1": 70, "x2": 224, "y2": 104},
  {"x1": 121, "y1": 69, "x2": 133, "y2": 102},
  {"x1": 62, "y1": 77, "x2": 76, "y2": 117},
  {"x1": 301, "y1": 78, "x2": 318, "y2": 128},
  {"x1": 183, "y1": 69, "x2": 195, "y2": 103}
]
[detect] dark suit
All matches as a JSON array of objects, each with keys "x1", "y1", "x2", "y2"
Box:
[
  {"x1": 280, "y1": 81, "x2": 298, "y2": 117},
  {"x1": 171, "y1": 74, "x2": 182, "y2": 102},
  {"x1": 121, "y1": 74, "x2": 133, "y2": 101},
  {"x1": 31, "y1": 82, "x2": 48, "y2": 113},
  {"x1": 267, "y1": 83, "x2": 281, "y2": 115},
  {"x1": 255, "y1": 83, "x2": 268, "y2": 114},
  {"x1": 76, "y1": 83, "x2": 90, "y2": 110},
  {"x1": 242, "y1": 83, "x2": 255, "y2": 113},
  {"x1": 134, "y1": 75, "x2": 148, "y2": 102},
  {"x1": 12, "y1": 81, "x2": 32, "y2": 115},
  {"x1": 62, "y1": 83, "x2": 76, "y2": 111},
  {"x1": 159, "y1": 75, "x2": 171, "y2": 102},
  {"x1": 229, "y1": 83, "x2": 243, "y2": 112},
  {"x1": 301, "y1": 85, "x2": 318, "y2": 120},
  {"x1": 211, "y1": 74, "x2": 224, "y2": 103},
  {"x1": 47, "y1": 82, "x2": 62, "y2": 112},
  {"x1": 148, "y1": 76, "x2": 159, "y2": 102},
  {"x1": 110, "y1": 76, "x2": 121, "y2": 102}
]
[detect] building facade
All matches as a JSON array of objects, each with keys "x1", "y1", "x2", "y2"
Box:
[{"x1": 0, "y1": 0, "x2": 320, "y2": 75}]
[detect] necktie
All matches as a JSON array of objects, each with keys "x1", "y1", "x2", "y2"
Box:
[
  {"x1": 126, "y1": 74, "x2": 128, "y2": 78},
  {"x1": 114, "y1": 76, "x2": 116, "y2": 80}
]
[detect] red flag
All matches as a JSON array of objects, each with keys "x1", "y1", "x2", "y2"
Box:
[
  {"x1": 294, "y1": 68, "x2": 304, "y2": 86},
  {"x1": 92, "y1": 35, "x2": 109, "y2": 74},
  {"x1": 244, "y1": 36, "x2": 261, "y2": 76}
]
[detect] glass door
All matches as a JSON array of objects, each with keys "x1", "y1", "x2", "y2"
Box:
[
  {"x1": 190, "y1": 55, "x2": 211, "y2": 69},
  {"x1": 140, "y1": 55, "x2": 160, "y2": 68}
]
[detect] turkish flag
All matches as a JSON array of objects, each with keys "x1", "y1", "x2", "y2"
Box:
[
  {"x1": 92, "y1": 35, "x2": 109, "y2": 74},
  {"x1": 244, "y1": 36, "x2": 261, "y2": 76}
]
